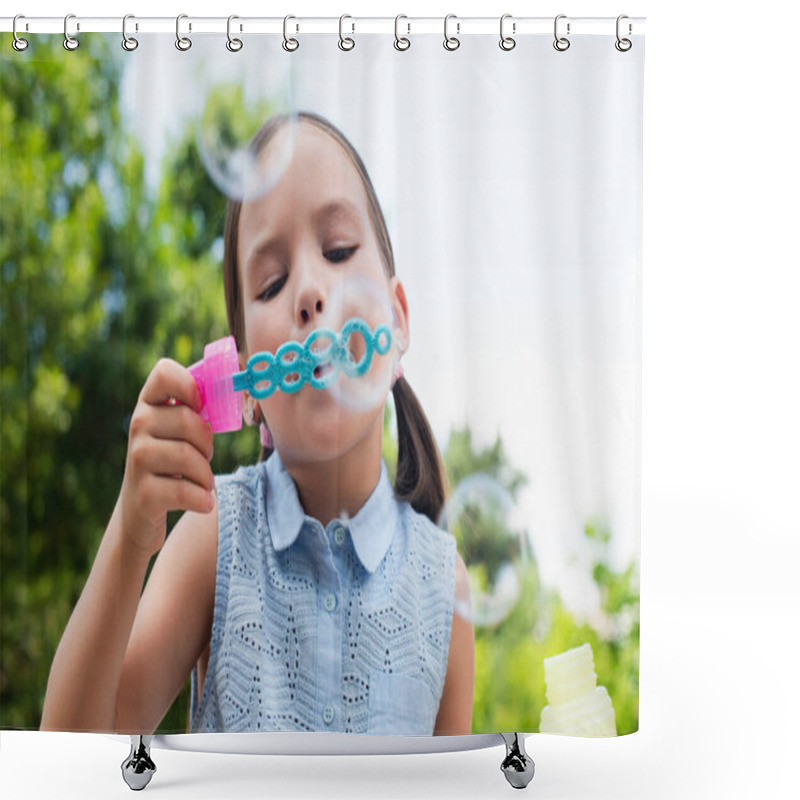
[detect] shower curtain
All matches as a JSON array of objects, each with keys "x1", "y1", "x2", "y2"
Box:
[{"x1": 0, "y1": 21, "x2": 643, "y2": 740}]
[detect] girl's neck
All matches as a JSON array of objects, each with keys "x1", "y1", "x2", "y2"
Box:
[{"x1": 283, "y1": 424, "x2": 383, "y2": 528}]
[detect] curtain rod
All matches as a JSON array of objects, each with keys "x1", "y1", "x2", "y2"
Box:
[{"x1": 1, "y1": 16, "x2": 646, "y2": 36}]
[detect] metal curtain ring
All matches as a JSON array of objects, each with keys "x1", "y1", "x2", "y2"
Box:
[
  {"x1": 444, "y1": 14, "x2": 460, "y2": 51},
  {"x1": 553, "y1": 14, "x2": 570, "y2": 51},
  {"x1": 339, "y1": 15, "x2": 355, "y2": 51},
  {"x1": 615, "y1": 14, "x2": 632, "y2": 51},
  {"x1": 500, "y1": 14, "x2": 516, "y2": 51},
  {"x1": 394, "y1": 15, "x2": 410, "y2": 51},
  {"x1": 63, "y1": 13, "x2": 79, "y2": 51},
  {"x1": 283, "y1": 15, "x2": 299, "y2": 51},
  {"x1": 227, "y1": 15, "x2": 243, "y2": 52},
  {"x1": 122, "y1": 14, "x2": 138, "y2": 51},
  {"x1": 12, "y1": 14, "x2": 29, "y2": 51},
  {"x1": 175, "y1": 13, "x2": 192, "y2": 51}
]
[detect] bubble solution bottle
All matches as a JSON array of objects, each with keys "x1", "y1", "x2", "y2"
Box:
[
  {"x1": 187, "y1": 337, "x2": 242, "y2": 433},
  {"x1": 539, "y1": 643, "x2": 617, "y2": 737}
]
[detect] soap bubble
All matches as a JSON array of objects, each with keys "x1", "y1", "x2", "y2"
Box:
[
  {"x1": 439, "y1": 473, "x2": 528, "y2": 627},
  {"x1": 191, "y1": 53, "x2": 298, "y2": 201},
  {"x1": 323, "y1": 275, "x2": 403, "y2": 413}
]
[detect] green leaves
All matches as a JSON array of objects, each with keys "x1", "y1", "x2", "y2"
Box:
[
  {"x1": 440, "y1": 429, "x2": 639, "y2": 735},
  {"x1": 0, "y1": 35, "x2": 254, "y2": 731}
]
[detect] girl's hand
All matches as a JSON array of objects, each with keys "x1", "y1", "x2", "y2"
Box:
[{"x1": 118, "y1": 358, "x2": 215, "y2": 557}]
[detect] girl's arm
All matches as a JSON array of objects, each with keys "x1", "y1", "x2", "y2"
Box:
[
  {"x1": 434, "y1": 553, "x2": 475, "y2": 735},
  {"x1": 40, "y1": 359, "x2": 216, "y2": 732},
  {"x1": 39, "y1": 500, "x2": 155, "y2": 731},
  {"x1": 115, "y1": 501, "x2": 218, "y2": 733}
]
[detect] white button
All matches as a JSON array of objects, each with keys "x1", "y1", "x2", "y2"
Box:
[
  {"x1": 323, "y1": 704, "x2": 335, "y2": 725},
  {"x1": 333, "y1": 525, "x2": 346, "y2": 546},
  {"x1": 324, "y1": 593, "x2": 337, "y2": 612}
]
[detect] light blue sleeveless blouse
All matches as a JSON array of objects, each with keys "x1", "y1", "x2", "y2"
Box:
[{"x1": 190, "y1": 451, "x2": 456, "y2": 735}]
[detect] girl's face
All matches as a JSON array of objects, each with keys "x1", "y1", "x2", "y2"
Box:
[{"x1": 237, "y1": 124, "x2": 409, "y2": 465}]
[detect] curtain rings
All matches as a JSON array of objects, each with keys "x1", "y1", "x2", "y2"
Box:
[
  {"x1": 63, "y1": 13, "x2": 79, "y2": 51},
  {"x1": 615, "y1": 15, "x2": 632, "y2": 52},
  {"x1": 499, "y1": 14, "x2": 516, "y2": 51},
  {"x1": 394, "y1": 15, "x2": 410, "y2": 51},
  {"x1": 339, "y1": 15, "x2": 355, "y2": 51},
  {"x1": 443, "y1": 14, "x2": 460, "y2": 51},
  {"x1": 553, "y1": 14, "x2": 570, "y2": 51},
  {"x1": 122, "y1": 14, "x2": 138, "y2": 51},
  {"x1": 175, "y1": 14, "x2": 192, "y2": 51},
  {"x1": 226, "y1": 15, "x2": 243, "y2": 52},
  {"x1": 12, "y1": 15, "x2": 29, "y2": 52},
  {"x1": 283, "y1": 15, "x2": 299, "y2": 52}
]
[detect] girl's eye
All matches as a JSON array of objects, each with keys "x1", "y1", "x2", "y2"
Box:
[
  {"x1": 257, "y1": 275, "x2": 286, "y2": 302},
  {"x1": 325, "y1": 246, "x2": 357, "y2": 264}
]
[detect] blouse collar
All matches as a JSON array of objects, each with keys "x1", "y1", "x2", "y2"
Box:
[{"x1": 265, "y1": 449, "x2": 398, "y2": 573}]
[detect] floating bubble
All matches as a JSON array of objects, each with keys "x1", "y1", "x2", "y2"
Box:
[
  {"x1": 323, "y1": 274, "x2": 403, "y2": 413},
  {"x1": 439, "y1": 473, "x2": 528, "y2": 627},
  {"x1": 191, "y1": 54, "x2": 298, "y2": 201}
]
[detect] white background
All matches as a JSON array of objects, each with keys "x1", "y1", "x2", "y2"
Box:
[{"x1": 2, "y1": 1, "x2": 799, "y2": 799}]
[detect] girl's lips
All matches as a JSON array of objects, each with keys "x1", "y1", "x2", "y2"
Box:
[{"x1": 314, "y1": 363, "x2": 334, "y2": 380}]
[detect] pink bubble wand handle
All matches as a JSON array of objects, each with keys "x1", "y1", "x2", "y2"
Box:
[{"x1": 187, "y1": 336, "x2": 243, "y2": 434}]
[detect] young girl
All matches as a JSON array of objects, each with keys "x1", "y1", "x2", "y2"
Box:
[{"x1": 40, "y1": 111, "x2": 474, "y2": 736}]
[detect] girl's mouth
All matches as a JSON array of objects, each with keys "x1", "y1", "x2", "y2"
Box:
[
  {"x1": 311, "y1": 338, "x2": 362, "y2": 381},
  {"x1": 314, "y1": 363, "x2": 334, "y2": 380}
]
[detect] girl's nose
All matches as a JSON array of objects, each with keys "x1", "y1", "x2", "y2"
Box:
[
  {"x1": 299, "y1": 297, "x2": 324, "y2": 325},
  {"x1": 295, "y1": 270, "x2": 326, "y2": 327}
]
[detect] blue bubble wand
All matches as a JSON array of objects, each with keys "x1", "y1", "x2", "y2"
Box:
[{"x1": 232, "y1": 317, "x2": 393, "y2": 400}]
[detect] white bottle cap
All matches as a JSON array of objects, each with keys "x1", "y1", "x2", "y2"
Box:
[{"x1": 543, "y1": 643, "x2": 597, "y2": 706}]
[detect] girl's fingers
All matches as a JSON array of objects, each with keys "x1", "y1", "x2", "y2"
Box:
[
  {"x1": 125, "y1": 357, "x2": 217, "y2": 520},
  {"x1": 140, "y1": 358, "x2": 203, "y2": 412},
  {"x1": 142, "y1": 438, "x2": 215, "y2": 492},
  {"x1": 145, "y1": 403, "x2": 214, "y2": 461},
  {"x1": 141, "y1": 473, "x2": 216, "y2": 516}
]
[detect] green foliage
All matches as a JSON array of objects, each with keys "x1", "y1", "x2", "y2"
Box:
[
  {"x1": 445, "y1": 427, "x2": 528, "y2": 499},
  {"x1": 441, "y1": 428, "x2": 640, "y2": 735},
  {"x1": 382, "y1": 396, "x2": 398, "y2": 484},
  {"x1": 2, "y1": 35, "x2": 134, "y2": 727},
  {"x1": 0, "y1": 36, "x2": 255, "y2": 731}
]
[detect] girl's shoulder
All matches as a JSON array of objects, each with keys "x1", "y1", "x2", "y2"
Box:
[
  {"x1": 394, "y1": 498, "x2": 457, "y2": 561},
  {"x1": 214, "y1": 460, "x2": 269, "y2": 496},
  {"x1": 394, "y1": 495, "x2": 444, "y2": 534},
  {"x1": 213, "y1": 461, "x2": 270, "y2": 535}
]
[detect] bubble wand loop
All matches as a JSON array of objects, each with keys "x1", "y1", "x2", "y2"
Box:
[
  {"x1": 187, "y1": 318, "x2": 393, "y2": 433},
  {"x1": 234, "y1": 317, "x2": 393, "y2": 399}
]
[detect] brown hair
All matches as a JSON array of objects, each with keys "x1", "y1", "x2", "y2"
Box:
[{"x1": 222, "y1": 111, "x2": 447, "y2": 523}]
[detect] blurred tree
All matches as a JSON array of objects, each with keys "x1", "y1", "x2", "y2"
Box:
[
  {"x1": 0, "y1": 35, "x2": 256, "y2": 731},
  {"x1": 2, "y1": 33, "x2": 140, "y2": 728},
  {"x1": 441, "y1": 427, "x2": 640, "y2": 735}
]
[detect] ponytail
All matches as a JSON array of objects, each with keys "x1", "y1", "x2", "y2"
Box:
[{"x1": 391, "y1": 377, "x2": 448, "y2": 524}]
